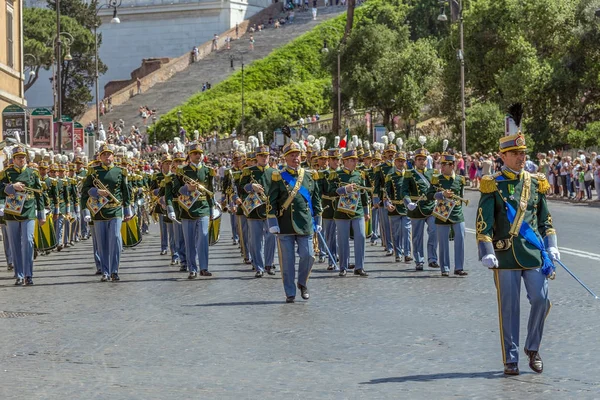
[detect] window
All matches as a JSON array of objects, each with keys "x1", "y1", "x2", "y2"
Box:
[{"x1": 6, "y1": 7, "x2": 14, "y2": 68}]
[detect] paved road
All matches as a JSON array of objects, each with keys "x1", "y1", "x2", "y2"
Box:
[{"x1": 1, "y1": 191, "x2": 599, "y2": 399}]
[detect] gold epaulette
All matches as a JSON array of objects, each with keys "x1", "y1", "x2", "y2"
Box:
[
  {"x1": 433, "y1": 169, "x2": 439, "y2": 174},
  {"x1": 311, "y1": 170, "x2": 319, "y2": 180},
  {"x1": 271, "y1": 169, "x2": 281, "y2": 181},
  {"x1": 122, "y1": 168, "x2": 128, "y2": 177},
  {"x1": 374, "y1": 166, "x2": 381, "y2": 173},
  {"x1": 242, "y1": 167, "x2": 251, "y2": 177},
  {"x1": 210, "y1": 168, "x2": 217, "y2": 177},
  {"x1": 385, "y1": 174, "x2": 391, "y2": 182},
  {"x1": 404, "y1": 170, "x2": 413, "y2": 178},
  {"x1": 328, "y1": 171, "x2": 338, "y2": 180},
  {"x1": 431, "y1": 175, "x2": 440, "y2": 185},
  {"x1": 163, "y1": 174, "x2": 172, "y2": 184},
  {"x1": 0, "y1": 170, "x2": 5, "y2": 180},
  {"x1": 460, "y1": 175, "x2": 466, "y2": 185},
  {"x1": 535, "y1": 173, "x2": 550, "y2": 194},
  {"x1": 360, "y1": 171, "x2": 366, "y2": 180},
  {"x1": 480, "y1": 173, "x2": 500, "y2": 193}
]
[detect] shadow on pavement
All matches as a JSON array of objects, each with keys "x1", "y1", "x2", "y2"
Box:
[
  {"x1": 187, "y1": 300, "x2": 283, "y2": 307},
  {"x1": 360, "y1": 371, "x2": 505, "y2": 384}
]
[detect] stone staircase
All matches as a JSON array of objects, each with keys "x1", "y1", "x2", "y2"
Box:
[{"x1": 99, "y1": 5, "x2": 346, "y2": 131}]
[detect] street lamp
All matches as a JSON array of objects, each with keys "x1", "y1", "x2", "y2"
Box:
[
  {"x1": 49, "y1": 30, "x2": 74, "y2": 154},
  {"x1": 94, "y1": 0, "x2": 122, "y2": 140},
  {"x1": 439, "y1": 0, "x2": 466, "y2": 155},
  {"x1": 322, "y1": 40, "x2": 342, "y2": 139}
]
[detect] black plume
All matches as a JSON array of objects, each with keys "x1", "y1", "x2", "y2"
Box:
[{"x1": 507, "y1": 103, "x2": 523, "y2": 128}]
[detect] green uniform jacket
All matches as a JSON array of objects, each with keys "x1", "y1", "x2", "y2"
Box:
[
  {"x1": 232, "y1": 168, "x2": 245, "y2": 217},
  {"x1": 54, "y1": 177, "x2": 71, "y2": 215},
  {"x1": 164, "y1": 174, "x2": 183, "y2": 220},
  {"x1": 476, "y1": 169, "x2": 556, "y2": 270},
  {"x1": 373, "y1": 160, "x2": 394, "y2": 204},
  {"x1": 149, "y1": 172, "x2": 167, "y2": 215},
  {"x1": 401, "y1": 168, "x2": 437, "y2": 219},
  {"x1": 267, "y1": 167, "x2": 321, "y2": 236},
  {"x1": 426, "y1": 173, "x2": 465, "y2": 225},
  {"x1": 43, "y1": 176, "x2": 58, "y2": 213},
  {"x1": 81, "y1": 164, "x2": 132, "y2": 221},
  {"x1": 318, "y1": 168, "x2": 336, "y2": 219},
  {"x1": 384, "y1": 168, "x2": 408, "y2": 216},
  {"x1": 239, "y1": 165, "x2": 273, "y2": 220},
  {"x1": 326, "y1": 168, "x2": 369, "y2": 220},
  {"x1": 0, "y1": 166, "x2": 45, "y2": 221},
  {"x1": 170, "y1": 163, "x2": 215, "y2": 219}
]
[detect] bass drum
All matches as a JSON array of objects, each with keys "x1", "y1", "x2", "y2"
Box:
[
  {"x1": 349, "y1": 217, "x2": 373, "y2": 240},
  {"x1": 122, "y1": 215, "x2": 142, "y2": 248},
  {"x1": 34, "y1": 216, "x2": 57, "y2": 251},
  {"x1": 209, "y1": 203, "x2": 222, "y2": 246}
]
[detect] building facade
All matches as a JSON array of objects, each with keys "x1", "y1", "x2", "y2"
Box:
[
  {"x1": 25, "y1": 0, "x2": 271, "y2": 108},
  {"x1": 0, "y1": 0, "x2": 26, "y2": 112}
]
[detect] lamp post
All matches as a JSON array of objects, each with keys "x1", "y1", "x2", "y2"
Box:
[
  {"x1": 94, "y1": 0, "x2": 122, "y2": 138},
  {"x1": 50, "y1": 30, "x2": 74, "y2": 154},
  {"x1": 439, "y1": 0, "x2": 466, "y2": 155},
  {"x1": 321, "y1": 40, "x2": 342, "y2": 138}
]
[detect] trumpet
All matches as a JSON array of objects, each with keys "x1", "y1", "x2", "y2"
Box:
[
  {"x1": 23, "y1": 186, "x2": 44, "y2": 194},
  {"x1": 92, "y1": 175, "x2": 121, "y2": 205},
  {"x1": 337, "y1": 182, "x2": 374, "y2": 193},
  {"x1": 250, "y1": 177, "x2": 268, "y2": 201},
  {"x1": 434, "y1": 186, "x2": 470, "y2": 206},
  {"x1": 180, "y1": 174, "x2": 214, "y2": 197}
]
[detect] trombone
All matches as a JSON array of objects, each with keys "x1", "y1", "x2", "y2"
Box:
[
  {"x1": 92, "y1": 175, "x2": 121, "y2": 205},
  {"x1": 180, "y1": 174, "x2": 214, "y2": 197}
]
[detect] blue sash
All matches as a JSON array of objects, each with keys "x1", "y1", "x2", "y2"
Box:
[
  {"x1": 496, "y1": 175, "x2": 554, "y2": 275},
  {"x1": 281, "y1": 170, "x2": 317, "y2": 231}
]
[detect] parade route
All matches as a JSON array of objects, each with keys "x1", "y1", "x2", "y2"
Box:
[{"x1": 0, "y1": 190, "x2": 599, "y2": 399}]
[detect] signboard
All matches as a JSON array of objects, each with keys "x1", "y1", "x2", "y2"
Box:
[
  {"x1": 30, "y1": 108, "x2": 53, "y2": 148},
  {"x1": 2, "y1": 104, "x2": 26, "y2": 142},
  {"x1": 374, "y1": 125, "x2": 387, "y2": 144},
  {"x1": 273, "y1": 128, "x2": 284, "y2": 147},
  {"x1": 73, "y1": 122, "x2": 84, "y2": 150},
  {"x1": 54, "y1": 115, "x2": 74, "y2": 152}
]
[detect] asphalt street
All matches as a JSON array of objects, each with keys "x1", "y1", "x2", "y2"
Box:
[{"x1": 0, "y1": 191, "x2": 599, "y2": 399}]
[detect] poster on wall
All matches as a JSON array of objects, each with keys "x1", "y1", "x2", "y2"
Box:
[
  {"x1": 374, "y1": 125, "x2": 387, "y2": 144},
  {"x1": 54, "y1": 116, "x2": 74, "y2": 153},
  {"x1": 73, "y1": 122, "x2": 84, "y2": 150},
  {"x1": 2, "y1": 105, "x2": 26, "y2": 142},
  {"x1": 30, "y1": 108, "x2": 54, "y2": 148}
]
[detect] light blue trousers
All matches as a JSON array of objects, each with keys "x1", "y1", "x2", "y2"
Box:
[
  {"x1": 166, "y1": 222, "x2": 178, "y2": 262},
  {"x1": 436, "y1": 223, "x2": 465, "y2": 272},
  {"x1": 370, "y1": 206, "x2": 380, "y2": 243},
  {"x1": 230, "y1": 212, "x2": 239, "y2": 241},
  {"x1": 1, "y1": 223, "x2": 13, "y2": 267},
  {"x1": 158, "y1": 214, "x2": 169, "y2": 252},
  {"x1": 173, "y1": 221, "x2": 187, "y2": 267},
  {"x1": 379, "y1": 208, "x2": 393, "y2": 251},
  {"x1": 493, "y1": 268, "x2": 550, "y2": 364},
  {"x1": 80, "y1": 208, "x2": 90, "y2": 237},
  {"x1": 323, "y1": 218, "x2": 337, "y2": 266},
  {"x1": 389, "y1": 215, "x2": 411, "y2": 258},
  {"x1": 6, "y1": 220, "x2": 34, "y2": 279},
  {"x1": 248, "y1": 219, "x2": 276, "y2": 272},
  {"x1": 335, "y1": 218, "x2": 366, "y2": 271},
  {"x1": 277, "y1": 234, "x2": 314, "y2": 298},
  {"x1": 55, "y1": 215, "x2": 64, "y2": 244},
  {"x1": 94, "y1": 218, "x2": 123, "y2": 276},
  {"x1": 90, "y1": 224, "x2": 101, "y2": 272},
  {"x1": 410, "y1": 216, "x2": 438, "y2": 266},
  {"x1": 238, "y1": 215, "x2": 251, "y2": 261},
  {"x1": 181, "y1": 217, "x2": 209, "y2": 273}
]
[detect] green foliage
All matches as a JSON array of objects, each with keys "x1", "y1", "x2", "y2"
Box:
[
  {"x1": 464, "y1": 101, "x2": 505, "y2": 153},
  {"x1": 567, "y1": 122, "x2": 600, "y2": 149},
  {"x1": 24, "y1": 5, "x2": 106, "y2": 118}
]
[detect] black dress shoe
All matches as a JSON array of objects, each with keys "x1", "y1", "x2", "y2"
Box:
[
  {"x1": 349, "y1": 264, "x2": 355, "y2": 269},
  {"x1": 243, "y1": 258, "x2": 251, "y2": 265},
  {"x1": 454, "y1": 270, "x2": 468, "y2": 276},
  {"x1": 7, "y1": 264, "x2": 14, "y2": 271},
  {"x1": 200, "y1": 270, "x2": 212, "y2": 277},
  {"x1": 385, "y1": 249, "x2": 394, "y2": 256},
  {"x1": 429, "y1": 261, "x2": 440, "y2": 269},
  {"x1": 504, "y1": 363, "x2": 520, "y2": 375},
  {"x1": 101, "y1": 274, "x2": 110, "y2": 282},
  {"x1": 416, "y1": 264, "x2": 424, "y2": 271},
  {"x1": 25, "y1": 277, "x2": 34, "y2": 286},
  {"x1": 255, "y1": 271, "x2": 264, "y2": 278},
  {"x1": 395, "y1": 257, "x2": 401, "y2": 262},
  {"x1": 354, "y1": 269, "x2": 369, "y2": 277},
  {"x1": 327, "y1": 265, "x2": 334, "y2": 271},
  {"x1": 56, "y1": 244, "x2": 63, "y2": 252},
  {"x1": 525, "y1": 349, "x2": 543, "y2": 373},
  {"x1": 441, "y1": 271, "x2": 449, "y2": 277},
  {"x1": 179, "y1": 265, "x2": 188, "y2": 272},
  {"x1": 404, "y1": 256, "x2": 413, "y2": 263},
  {"x1": 14, "y1": 278, "x2": 24, "y2": 286},
  {"x1": 298, "y1": 284, "x2": 309, "y2": 300},
  {"x1": 160, "y1": 250, "x2": 167, "y2": 255},
  {"x1": 95, "y1": 270, "x2": 102, "y2": 275},
  {"x1": 318, "y1": 255, "x2": 326, "y2": 263},
  {"x1": 285, "y1": 296, "x2": 295, "y2": 303},
  {"x1": 111, "y1": 273, "x2": 120, "y2": 282},
  {"x1": 188, "y1": 272, "x2": 198, "y2": 279},
  {"x1": 266, "y1": 266, "x2": 276, "y2": 275},
  {"x1": 338, "y1": 269, "x2": 347, "y2": 277}
]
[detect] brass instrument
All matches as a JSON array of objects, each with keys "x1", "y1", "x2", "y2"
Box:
[
  {"x1": 180, "y1": 174, "x2": 214, "y2": 197},
  {"x1": 92, "y1": 175, "x2": 121, "y2": 206},
  {"x1": 336, "y1": 182, "x2": 374, "y2": 193},
  {"x1": 250, "y1": 176, "x2": 268, "y2": 202},
  {"x1": 23, "y1": 186, "x2": 44, "y2": 194},
  {"x1": 432, "y1": 184, "x2": 469, "y2": 206}
]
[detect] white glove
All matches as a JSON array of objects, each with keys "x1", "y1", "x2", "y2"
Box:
[
  {"x1": 84, "y1": 215, "x2": 91, "y2": 223},
  {"x1": 407, "y1": 202, "x2": 417, "y2": 211},
  {"x1": 548, "y1": 247, "x2": 560, "y2": 261},
  {"x1": 168, "y1": 212, "x2": 177, "y2": 221},
  {"x1": 315, "y1": 225, "x2": 322, "y2": 233},
  {"x1": 269, "y1": 226, "x2": 280, "y2": 234},
  {"x1": 482, "y1": 254, "x2": 499, "y2": 268},
  {"x1": 0, "y1": 208, "x2": 4, "y2": 217}
]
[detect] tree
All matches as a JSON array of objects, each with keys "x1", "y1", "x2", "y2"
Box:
[
  {"x1": 340, "y1": 24, "x2": 442, "y2": 136},
  {"x1": 464, "y1": 101, "x2": 505, "y2": 153}
]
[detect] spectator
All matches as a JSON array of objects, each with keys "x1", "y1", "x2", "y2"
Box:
[
  {"x1": 192, "y1": 46, "x2": 199, "y2": 62},
  {"x1": 249, "y1": 35, "x2": 255, "y2": 50},
  {"x1": 212, "y1": 34, "x2": 219, "y2": 51},
  {"x1": 137, "y1": 77, "x2": 142, "y2": 95}
]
